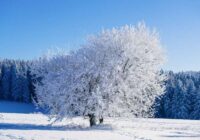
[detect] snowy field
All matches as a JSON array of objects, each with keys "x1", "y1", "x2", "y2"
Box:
[{"x1": 0, "y1": 102, "x2": 200, "y2": 140}]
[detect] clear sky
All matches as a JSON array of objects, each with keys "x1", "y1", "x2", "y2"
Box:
[{"x1": 0, "y1": 0, "x2": 200, "y2": 71}]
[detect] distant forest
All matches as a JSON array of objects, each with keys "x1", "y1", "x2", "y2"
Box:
[
  {"x1": 0, "y1": 59, "x2": 35, "y2": 103},
  {"x1": 155, "y1": 71, "x2": 200, "y2": 119},
  {"x1": 0, "y1": 59, "x2": 200, "y2": 119}
]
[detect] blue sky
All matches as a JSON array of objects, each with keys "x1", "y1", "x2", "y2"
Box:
[{"x1": 0, "y1": 0, "x2": 200, "y2": 71}]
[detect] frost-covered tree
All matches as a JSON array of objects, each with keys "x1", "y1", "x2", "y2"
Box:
[
  {"x1": 1, "y1": 60, "x2": 12, "y2": 99},
  {"x1": 78, "y1": 23, "x2": 166, "y2": 118},
  {"x1": 27, "y1": 62, "x2": 36, "y2": 102},
  {"x1": 32, "y1": 23, "x2": 165, "y2": 126},
  {"x1": 171, "y1": 80, "x2": 189, "y2": 119},
  {"x1": 186, "y1": 79, "x2": 196, "y2": 115},
  {"x1": 190, "y1": 88, "x2": 200, "y2": 119},
  {"x1": 20, "y1": 61, "x2": 31, "y2": 102},
  {"x1": 10, "y1": 62, "x2": 21, "y2": 101}
]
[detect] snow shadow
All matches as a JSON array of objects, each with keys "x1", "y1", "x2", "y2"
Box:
[
  {"x1": 160, "y1": 131, "x2": 200, "y2": 138},
  {"x1": 0, "y1": 123, "x2": 113, "y2": 131}
]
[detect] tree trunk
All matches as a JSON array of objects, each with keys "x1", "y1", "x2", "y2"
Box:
[
  {"x1": 99, "y1": 117, "x2": 103, "y2": 124},
  {"x1": 88, "y1": 114, "x2": 96, "y2": 127}
]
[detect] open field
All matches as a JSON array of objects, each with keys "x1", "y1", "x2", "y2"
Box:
[{"x1": 0, "y1": 102, "x2": 200, "y2": 140}]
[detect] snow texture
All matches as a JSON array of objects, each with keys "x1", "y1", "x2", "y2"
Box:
[{"x1": 0, "y1": 102, "x2": 200, "y2": 140}]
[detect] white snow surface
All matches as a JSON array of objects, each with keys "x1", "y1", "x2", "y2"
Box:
[{"x1": 0, "y1": 101, "x2": 200, "y2": 140}]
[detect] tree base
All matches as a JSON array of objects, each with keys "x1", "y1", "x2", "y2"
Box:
[{"x1": 88, "y1": 114, "x2": 96, "y2": 127}]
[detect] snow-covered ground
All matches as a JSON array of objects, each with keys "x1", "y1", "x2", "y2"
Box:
[{"x1": 0, "y1": 101, "x2": 200, "y2": 140}]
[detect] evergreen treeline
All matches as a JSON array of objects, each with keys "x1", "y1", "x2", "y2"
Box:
[
  {"x1": 0, "y1": 59, "x2": 35, "y2": 103},
  {"x1": 1, "y1": 59, "x2": 200, "y2": 120},
  {"x1": 155, "y1": 71, "x2": 200, "y2": 119}
]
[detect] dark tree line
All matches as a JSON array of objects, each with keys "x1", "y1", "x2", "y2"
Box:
[
  {"x1": 0, "y1": 59, "x2": 35, "y2": 103},
  {"x1": 155, "y1": 71, "x2": 200, "y2": 119},
  {"x1": 1, "y1": 58, "x2": 200, "y2": 120}
]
